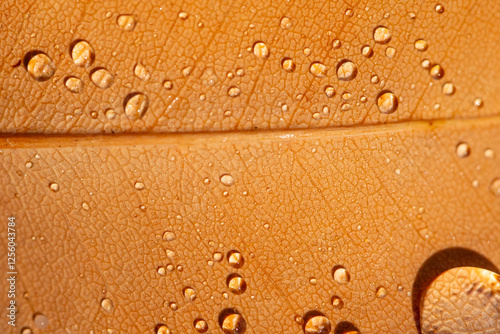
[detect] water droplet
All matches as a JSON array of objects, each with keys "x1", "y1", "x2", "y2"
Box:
[
  {"x1": 361, "y1": 45, "x2": 373, "y2": 58},
  {"x1": 134, "y1": 181, "x2": 145, "y2": 190},
  {"x1": 163, "y1": 80, "x2": 173, "y2": 90},
  {"x1": 376, "y1": 91, "x2": 399, "y2": 114},
  {"x1": 49, "y1": 182, "x2": 59, "y2": 192},
  {"x1": 183, "y1": 287, "x2": 197, "y2": 302},
  {"x1": 166, "y1": 264, "x2": 174, "y2": 272},
  {"x1": 21, "y1": 328, "x2": 33, "y2": 334},
  {"x1": 332, "y1": 40, "x2": 341, "y2": 49},
  {"x1": 101, "y1": 298, "x2": 113, "y2": 312},
  {"x1": 90, "y1": 68, "x2": 114, "y2": 89},
  {"x1": 64, "y1": 76, "x2": 84, "y2": 93},
  {"x1": 484, "y1": 149, "x2": 495, "y2": 159},
  {"x1": 220, "y1": 174, "x2": 234, "y2": 186},
  {"x1": 324, "y1": 86, "x2": 335, "y2": 98},
  {"x1": 156, "y1": 325, "x2": 171, "y2": 334},
  {"x1": 134, "y1": 63, "x2": 150, "y2": 80},
  {"x1": 182, "y1": 66, "x2": 193, "y2": 77},
  {"x1": 331, "y1": 296, "x2": 343, "y2": 309},
  {"x1": 435, "y1": 4, "x2": 445, "y2": 13},
  {"x1": 25, "y1": 161, "x2": 33, "y2": 168},
  {"x1": 236, "y1": 68, "x2": 245, "y2": 77},
  {"x1": 456, "y1": 142, "x2": 470, "y2": 158},
  {"x1": 221, "y1": 312, "x2": 246, "y2": 334},
  {"x1": 227, "y1": 250, "x2": 244, "y2": 268},
  {"x1": 163, "y1": 231, "x2": 176, "y2": 241},
  {"x1": 213, "y1": 252, "x2": 224, "y2": 262},
  {"x1": 309, "y1": 277, "x2": 318, "y2": 285},
  {"x1": 414, "y1": 39, "x2": 428, "y2": 52},
  {"x1": 371, "y1": 75, "x2": 380, "y2": 84},
  {"x1": 117, "y1": 15, "x2": 137, "y2": 31},
  {"x1": 71, "y1": 40, "x2": 95, "y2": 68},
  {"x1": 178, "y1": 11, "x2": 189, "y2": 20},
  {"x1": 228, "y1": 86, "x2": 241, "y2": 97},
  {"x1": 280, "y1": 17, "x2": 292, "y2": 29},
  {"x1": 82, "y1": 202, "x2": 90, "y2": 210},
  {"x1": 169, "y1": 302, "x2": 178, "y2": 311},
  {"x1": 105, "y1": 109, "x2": 116, "y2": 120},
  {"x1": 336, "y1": 60, "x2": 357, "y2": 81},
  {"x1": 303, "y1": 48, "x2": 312, "y2": 56},
  {"x1": 157, "y1": 266, "x2": 166, "y2": 275},
  {"x1": 253, "y1": 42, "x2": 270, "y2": 59},
  {"x1": 309, "y1": 62, "x2": 327, "y2": 77},
  {"x1": 124, "y1": 93, "x2": 149, "y2": 119},
  {"x1": 295, "y1": 315, "x2": 304, "y2": 325},
  {"x1": 227, "y1": 274, "x2": 247, "y2": 294},
  {"x1": 332, "y1": 266, "x2": 350, "y2": 284},
  {"x1": 304, "y1": 314, "x2": 331, "y2": 334},
  {"x1": 490, "y1": 179, "x2": 500, "y2": 196},
  {"x1": 166, "y1": 249, "x2": 175, "y2": 258},
  {"x1": 385, "y1": 47, "x2": 396, "y2": 58},
  {"x1": 281, "y1": 58, "x2": 296, "y2": 72},
  {"x1": 34, "y1": 313, "x2": 49, "y2": 330},
  {"x1": 25, "y1": 52, "x2": 55, "y2": 81},
  {"x1": 373, "y1": 26, "x2": 391, "y2": 44},
  {"x1": 429, "y1": 64, "x2": 444, "y2": 79},
  {"x1": 421, "y1": 59, "x2": 431, "y2": 70},
  {"x1": 474, "y1": 98, "x2": 484, "y2": 108},
  {"x1": 194, "y1": 319, "x2": 208, "y2": 333},
  {"x1": 442, "y1": 82, "x2": 455, "y2": 95},
  {"x1": 376, "y1": 286, "x2": 388, "y2": 298}
]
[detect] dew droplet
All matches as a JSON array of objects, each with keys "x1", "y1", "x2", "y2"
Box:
[
  {"x1": 456, "y1": 142, "x2": 470, "y2": 158},
  {"x1": 376, "y1": 286, "x2": 388, "y2": 298},
  {"x1": 332, "y1": 40, "x2": 341, "y2": 49},
  {"x1": 134, "y1": 63, "x2": 150, "y2": 81},
  {"x1": 280, "y1": 17, "x2": 292, "y2": 29},
  {"x1": 376, "y1": 91, "x2": 399, "y2": 114},
  {"x1": 82, "y1": 202, "x2": 90, "y2": 210},
  {"x1": 183, "y1": 287, "x2": 197, "y2": 302},
  {"x1": 163, "y1": 80, "x2": 173, "y2": 90},
  {"x1": 220, "y1": 174, "x2": 234, "y2": 186},
  {"x1": 163, "y1": 231, "x2": 176, "y2": 241},
  {"x1": 49, "y1": 182, "x2": 59, "y2": 192},
  {"x1": 25, "y1": 52, "x2": 55, "y2": 81},
  {"x1": 194, "y1": 319, "x2": 208, "y2": 333},
  {"x1": 304, "y1": 314, "x2": 331, "y2": 334},
  {"x1": 105, "y1": 109, "x2": 116, "y2": 120},
  {"x1": 435, "y1": 4, "x2": 445, "y2": 13},
  {"x1": 429, "y1": 64, "x2": 444, "y2": 79},
  {"x1": 157, "y1": 266, "x2": 166, "y2": 275},
  {"x1": 490, "y1": 179, "x2": 500, "y2": 196},
  {"x1": 331, "y1": 296, "x2": 343, "y2": 309},
  {"x1": 124, "y1": 93, "x2": 149, "y2": 119},
  {"x1": 295, "y1": 315, "x2": 304, "y2": 325},
  {"x1": 101, "y1": 298, "x2": 113, "y2": 312},
  {"x1": 281, "y1": 58, "x2": 296, "y2": 72},
  {"x1": 303, "y1": 48, "x2": 312, "y2": 56},
  {"x1": 484, "y1": 149, "x2": 495, "y2": 159},
  {"x1": 253, "y1": 42, "x2": 270, "y2": 59},
  {"x1": 336, "y1": 60, "x2": 357, "y2": 81},
  {"x1": 309, "y1": 62, "x2": 327, "y2": 77},
  {"x1": 385, "y1": 47, "x2": 396, "y2": 58},
  {"x1": 221, "y1": 312, "x2": 246, "y2": 334},
  {"x1": 227, "y1": 274, "x2": 247, "y2": 295},
  {"x1": 373, "y1": 26, "x2": 391, "y2": 44},
  {"x1": 414, "y1": 39, "x2": 428, "y2": 52},
  {"x1": 309, "y1": 277, "x2": 318, "y2": 285},
  {"x1": 134, "y1": 181, "x2": 145, "y2": 190},
  {"x1": 361, "y1": 45, "x2": 373, "y2": 58},
  {"x1": 332, "y1": 266, "x2": 350, "y2": 284},
  {"x1": 178, "y1": 11, "x2": 189, "y2": 20},
  {"x1": 90, "y1": 68, "x2": 114, "y2": 89},
  {"x1": 71, "y1": 40, "x2": 95, "y2": 68},
  {"x1": 421, "y1": 59, "x2": 431, "y2": 70},
  {"x1": 169, "y1": 302, "x2": 178, "y2": 311},
  {"x1": 156, "y1": 325, "x2": 171, "y2": 334},
  {"x1": 33, "y1": 313, "x2": 49, "y2": 330},
  {"x1": 25, "y1": 161, "x2": 33, "y2": 168},
  {"x1": 166, "y1": 249, "x2": 175, "y2": 258},
  {"x1": 228, "y1": 86, "x2": 241, "y2": 97},
  {"x1": 474, "y1": 98, "x2": 484, "y2": 108},
  {"x1": 117, "y1": 14, "x2": 137, "y2": 31},
  {"x1": 227, "y1": 250, "x2": 244, "y2": 268},
  {"x1": 324, "y1": 86, "x2": 335, "y2": 98},
  {"x1": 371, "y1": 75, "x2": 380, "y2": 84},
  {"x1": 21, "y1": 328, "x2": 33, "y2": 334},
  {"x1": 64, "y1": 76, "x2": 84, "y2": 93},
  {"x1": 442, "y1": 82, "x2": 455, "y2": 95},
  {"x1": 213, "y1": 252, "x2": 224, "y2": 262}
]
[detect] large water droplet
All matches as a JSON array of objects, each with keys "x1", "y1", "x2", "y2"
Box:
[
  {"x1": 24, "y1": 52, "x2": 55, "y2": 82},
  {"x1": 221, "y1": 311, "x2": 246, "y2": 334},
  {"x1": 156, "y1": 325, "x2": 171, "y2": 334},
  {"x1": 194, "y1": 319, "x2": 208, "y2": 333},
  {"x1": 227, "y1": 274, "x2": 247, "y2": 295},
  {"x1": 117, "y1": 14, "x2": 137, "y2": 31},
  {"x1": 336, "y1": 60, "x2": 357, "y2": 81},
  {"x1": 304, "y1": 314, "x2": 331, "y2": 334},
  {"x1": 64, "y1": 76, "x2": 84, "y2": 93},
  {"x1": 33, "y1": 313, "x2": 49, "y2": 330},
  {"x1": 227, "y1": 250, "x2": 244, "y2": 268},
  {"x1": 90, "y1": 68, "x2": 114, "y2": 89},
  {"x1": 124, "y1": 93, "x2": 149, "y2": 119},
  {"x1": 429, "y1": 64, "x2": 444, "y2": 79},
  {"x1": 373, "y1": 26, "x2": 391, "y2": 44},
  {"x1": 253, "y1": 42, "x2": 270, "y2": 59},
  {"x1": 376, "y1": 91, "x2": 399, "y2": 114},
  {"x1": 309, "y1": 62, "x2": 327, "y2": 77},
  {"x1": 70, "y1": 40, "x2": 95, "y2": 68},
  {"x1": 376, "y1": 286, "x2": 388, "y2": 298},
  {"x1": 332, "y1": 266, "x2": 350, "y2": 284}
]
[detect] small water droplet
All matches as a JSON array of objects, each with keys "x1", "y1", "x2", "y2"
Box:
[
  {"x1": 281, "y1": 58, "x2": 296, "y2": 72},
  {"x1": 280, "y1": 17, "x2": 292, "y2": 29},
  {"x1": 183, "y1": 287, "x2": 197, "y2": 302},
  {"x1": 371, "y1": 75, "x2": 380, "y2": 84},
  {"x1": 376, "y1": 286, "x2": 388, "y2": 298},
  {"x1": 21, "y1": 328, "x2": 33, "y2": 334},
  {"x1": 324, "y1": 86, "x2": 335, "y2": 98},
  {"x1": 117, "y1": 15, "x2": 137, "y2": 31},
  {"x1": 228, "y1": 86, "x2": 241, "y2": 97},
  {"x1": 361, "y1": 45, "x2": 373, "y2": 57},
  {"x1": 421, "y1": 59, "x2": 431, "y2": 70},
  {"x1": 34, "y1": 313, "x2": 49, "y2": 330},
  {"x1": 169, "y1": 302, "x2": 178, "y2": 311},
  {"x1": 134, "y1": 63, "x2": 150, "y2": 80},
  {"x1": 429, "y1": 64, "x2": 444, "y2": 79},
  {"x1": 124, "y1": 93, "x2": 149, "y2": 119},
  {"x1": 332, "y1": 266, "x2": 350, "y2": 284},
  {"x1": 435, "y1": 4, "x2": 445, "y2": 13},
  {"x1": 303, "y1": 48, "x2": 312, "y2": 56},
  {"x1": 456, "y1": 142, "x2": 470, "y2": 158},
  {"x1": 490, "y1": 179, "x2": 500, "y2": 196},
  {"x1": 194, "y1": 319, "x2": 208, "y2": 333},
  {"x1": 25, "y1": 161, "x2": 33, "y2": 168},
  {"x1": 157, "y1": 266, "x2": 166, "y2": 275},
  {"x1": 25, "y1": 52, "x2": 55, "y2": 81},
  {"x1": 336, "y1": 60, "x2": 357, "y2": 81},
  {"x1": 221, "y1": 312, "x2": 246, "y2": 334},
  {"x1": 220, "y1": 174, "x2": 234, "y2": 186},
  {"x1": 332, "y1": 40, "x2": 341, "y2": 49},
  {"x1": 156, "y1": 325, "x2": 171, "y2": 334},
  {"x1": 90, "y1": 68, "x2": 114, "y2": 89},
  {"x1": 227, "y1": 274, "x2": 247, "y2": 294},
  {"x1": 309, "y1": 62, "x2": 327, "y2": 77},
  {"x1": 105, "y1": 109, "x2": 116, "y2": 120},
  {"x1": 182, "y1": 66, "x2": 193, "y2": 77},
  {"x1": 227, "y1": 250, "x2": 244, "y2": 268},
  {"x1": 236, "y1": 68, "x2": 245, "y2": 76},
  {"x1": 163, "y1": 231, "x2": 176, "y2": 241},
  {"x1": 309, "y1": 277, "x2": 317, "y2": 285},
  {"x1": 134, "y1": 181, "x2": 145, "y2": 190},
  {"x1": 163, "y1": 80, "x2": 173, "y2": 90},
  {"x1": 484, "y1": 149, "x2": 495, "y2": 159},
  {"x1": 376, "y1": 91, "x2": 399, "y2": 114},
  {"x1": 385, "y1": 47, "x2": 396, "y2": 58},
  {"x1": 304, "y1": 314, "x2": 331, "y2": 334},
  {"x1": 253, "y1": 41, "x2": 270, "y2": 59},
  {"x1": 71, "y1": 40, "x2": 95, "y2": 68},
  {"x1": 178, "y1": 11, "x2": 189, "y2": 20},
  {"x1": 331, "y1": 296, "x2": 343, "y2": 309},
  {"x1": 49, "y1": 182, "x2": 59, "y2": 192},
  {"x1": 474, "y1": 98, "x2": 484, "y2": 108},
  {"x1": 442, "y1": 82, "x2": 455, "y2": 95},
  {"x1": 373, "y1": 26, "x2": 392, "y2": 44},
  {"x1": 64, "y1": 76, "x2": 84, "y2": 93},
  {"x1": 82, "y1": 202, "x2": 90, "y2": 210},
  {"x1": 166, "y1": 249, "x2": 175, "y2": 258},
  {"x1": 295, "y1": 315, "x2": 304, "y2": 325},
  {"x1": 101, "y1": 298, "x2": 114, "y2": 312},
  {"x1": 414, "y1": 39, "x2": 428, "y2": 52},
  {"x1": 213, "y1": 252, "x2": 224, "y2": 262}
]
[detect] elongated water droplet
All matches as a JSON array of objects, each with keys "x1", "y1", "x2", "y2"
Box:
[
  {"x1": 376, "y1": 286, "x2": 387, "y2": 298},
  {"x1": 490, "y1": 179, "x2": 500, "y2": 196},
  {"x1": 442, "y1": 82, "x2": 455, "y2": 95},
  {"x1": 361, "y1": 45, "x2": 373, "y2": 57},
  {"x1": 455, "y1": 142, "x2": 470, "y2": 158},
  {"x1": 90, "y1": 68, "x2": 114, "y2": 89},
  {"x1": 324, "y1": 86, "x2": 335, "y2": 98},
  {"x1": 117, "y1": 14, "x2": 137, "y2": 31},
  {"x1": 124, "y1": 93, "x2": 149, "y2": 119},
  {"x1": 309, "y1": 62, "x2": 327, "y2": 77},
  {"x1": 331, "y1": 296, "x2": 343, "y2": 309},
  {"x1": 101, "y1": 298, "x2": 113, "y2": 312},
  {"x1": 429, "y1": 64, "x2": 444, "y2": 79},
  {"x1": 228, "y1": 86, "x2": 241, "y2": 97},
  {"x1": 220, "y1": 174, "x2": 234, "y2": 186},
  {"x1": 183, "y1": 287, "x2": 197, "y2": 302},
  {"x1": 134, "y1": 63, "x2": 150, "y2": 80}
]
